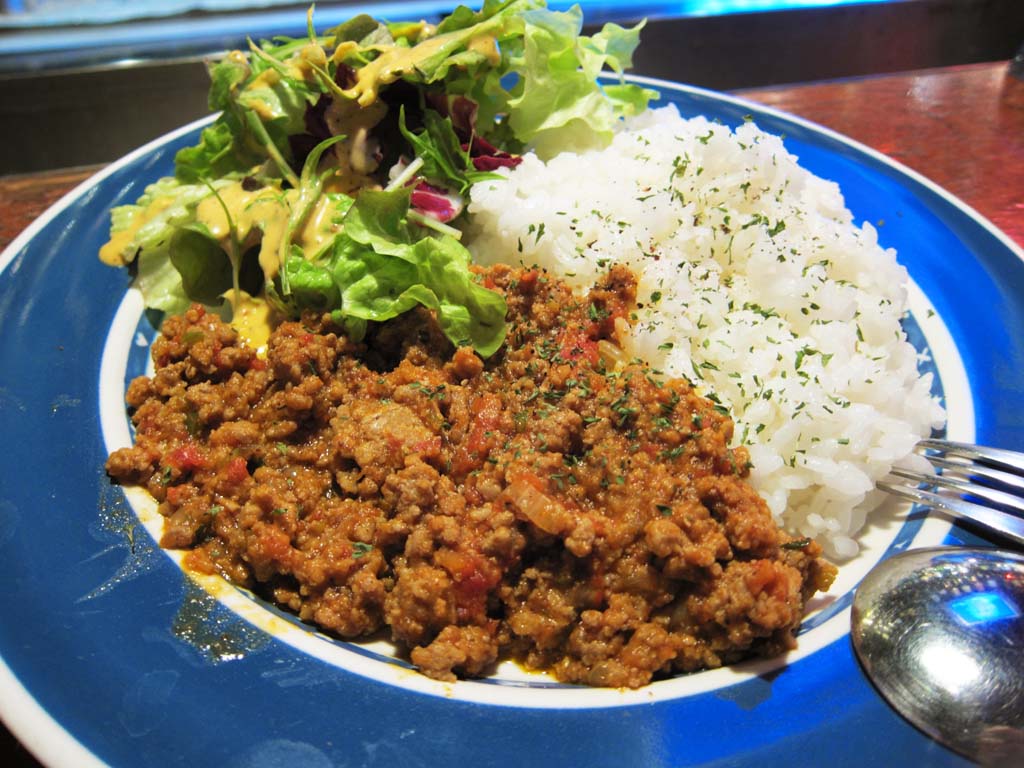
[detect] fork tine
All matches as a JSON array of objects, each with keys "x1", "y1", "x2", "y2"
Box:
[
  {"x1": 889, "y1": 466, "x2": 1024, "y2": 517},
  {"x1": 881, "y1": 439, "x2": 1024, "y2": 546},
  {"x1": 918, "y1": 438, "x2": 1024, "y2": 474},
  {"x1": 922, "y1": 454, "x2": 1024, "y2": 496},
  {"x1": 878, "y1": 477, "x2": 1024, "y2": 548}
]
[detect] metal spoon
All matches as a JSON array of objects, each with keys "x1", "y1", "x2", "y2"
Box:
[{"x1": 851, "y1": 546, "x2": 1024, "y2": 765}]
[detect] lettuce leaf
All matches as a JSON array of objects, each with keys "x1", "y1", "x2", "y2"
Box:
[
  {"x1": 505, "y1": 5, "x2": 655, "y2": 155},
  {"x1": 237, "y1": 53, "x2": 321, "y2": 140},
  {"x1": 338, "y1": 237, "x2": 506, "y2": 356},
  {"x1": 278, "y1": 186, "x2": 507, "y2": 356},
  {"x1": 578, "y1": 19, "x2": 645, "y2": 80},
  {"x1": 128, "y1": 224, "x2": 225, "y2": 315},
  {"x1": 603, "y1": 82, "x2": 656, "y2": 118},
  {"x1": 133, "y1": 242, "x2": 193, "y2": 315},
  {"x1": 435, "y1": 0, "x2": 534, "y2": 34},
  {"x1": 176, "y1": 58, "x2": 264, "y2": 183},
  {"x1": 398, "y1": 107, "x2": 504, "y2": 194},
  {"x1": 340, "y1": 187, "x2": 417, "y2": 257},
  {"x1": 275, "y1": 251, "x2": 341, "y2": 312},
  {"x1": 335, "y1": 0, "x2": 537, "y2": 108},
  {"x1": 342, "y1": 187, "x2": 507, "y2": 356},
  {"x1": 168, "y1": 225, "x2": 236, "y2": 305},
  {"x1": 107, "y1": 177, "x2": 255, "y2": 313},
  {"x1": 332, "y1": 13, "x2": 388, "y2": 45},
  {"x1": 176, "y1": 118, "x2": 261, "y2": 183},
  {"x1": 105, "y1": 177, "x2": 226, "y2": 274},
  {"x1": 207, "y1": 54, "x2": 250, "y2": 112},
  {"x1": 177, "y1": 40, "x2": 325, "y2": 184}
]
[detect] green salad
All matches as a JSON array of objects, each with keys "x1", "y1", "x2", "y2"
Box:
[{"x1": 100, "y1": 0, "x2": 654, "y2": 356}]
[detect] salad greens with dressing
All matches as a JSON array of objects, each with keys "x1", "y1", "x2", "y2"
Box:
[{"x1": 99, "y1": 0, "x2": 655, "y2": 356}]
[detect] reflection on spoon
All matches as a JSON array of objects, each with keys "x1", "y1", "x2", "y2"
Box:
[{"x1": 851, "y1": 546, "x2": 1024, "y2": 765}]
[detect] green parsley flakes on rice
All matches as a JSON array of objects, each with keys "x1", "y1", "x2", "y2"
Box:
[{"x1": 465, "y1": 105, "x2": 945, "y2": 559}]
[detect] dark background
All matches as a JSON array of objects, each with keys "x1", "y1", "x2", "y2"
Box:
[{"x1": 0, "y1": 0, "x2": 1022, "y2": 174}]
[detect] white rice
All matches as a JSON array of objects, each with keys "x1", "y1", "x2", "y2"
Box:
[{"x1": 465, "y1": 105, "x2": 945, "y2": 559}]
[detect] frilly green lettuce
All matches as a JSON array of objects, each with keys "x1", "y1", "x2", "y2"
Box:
[{"x1": 275, "y1": 186, "x2": 507, "y2": 357}]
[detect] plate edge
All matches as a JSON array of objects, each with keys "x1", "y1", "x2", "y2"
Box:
[{"x1": 0, "y1": 655, "x2": 109, "y2": 768}]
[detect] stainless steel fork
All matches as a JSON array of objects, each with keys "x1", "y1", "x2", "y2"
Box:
[{"x1": 878, "y1": 438, "x2": 1024, "y2": 547}]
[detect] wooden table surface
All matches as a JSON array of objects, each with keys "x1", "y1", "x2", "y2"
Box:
[{"x1": 1, "y1": 59, "x2": 1021, "y2": 766}]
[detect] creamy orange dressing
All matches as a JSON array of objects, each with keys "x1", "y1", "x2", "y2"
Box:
[
  {"x1": 468, "y1": 34, "x2": 501, "y2": 66},
  {"x1": 299, "y1": 194, "x2": 342, "y2": 254},
  {"x1": 194, "y1": 181, "x2": 345, "y2": 280},
  {"x1": 296, "y1": 42, "x2": 328, "y2": 75},
  {"x1": 240, "y1": 48, "x2": 325, "y2": 120},
  {"x1": 241, "y1": 69, "x2": 284, "y2": 121},
  {"x1": 342, "y1": 30, "x2": 499, "y2": 107},
  {"x1": 99, "y1": 196, "x2": 176, "y2": 266},
  {"x1": 195, "y1": 183, "x2": 290, "y2": 279},
  {"x1": 228, "y1": 290, "x2": 275, "y2": 351},
  {"x1": 322, "y1": 97, "x2": 388, "y2": 193}
]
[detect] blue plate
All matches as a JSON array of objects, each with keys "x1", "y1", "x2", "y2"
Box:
[{"x1": 2, "y1": 76, "x2": 1021, "y2": 767}]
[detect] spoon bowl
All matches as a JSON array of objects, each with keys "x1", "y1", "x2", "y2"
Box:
[{"x1": 851, "y1": 546, "x2": 1024, "y2": 764}]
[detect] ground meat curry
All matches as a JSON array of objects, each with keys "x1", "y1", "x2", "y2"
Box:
[{"x1": 106, "y1": 265, "x2": 836, "y2": 688}]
